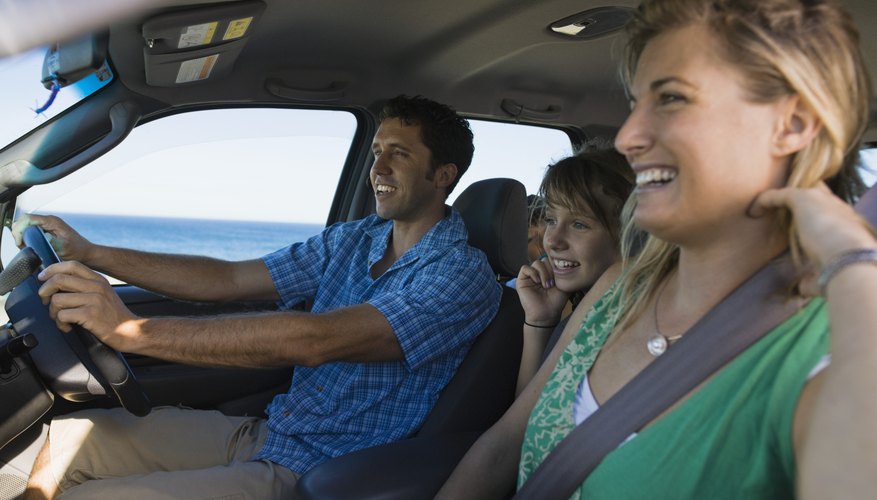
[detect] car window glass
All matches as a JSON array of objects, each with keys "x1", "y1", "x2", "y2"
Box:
[
  {"x1": 2, "y1": 117, "x2": 571, "y2": 272},
  {"x1": 10, "y1": 108, "x2": 356, "y2": 264},
  {"x1": 859, "y1": 147, "x2": 877, "y2": 187},
  {"x1": 0, "y1": 46, "x2": 113, "y2": 151},
  {"x1": 452, "y1": 120, "x2": 574, "y2": 204}
]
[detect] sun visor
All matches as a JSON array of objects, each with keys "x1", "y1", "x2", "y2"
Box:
[{"x1": 141, "y1": 0, "x2": 265, "y2": 87}]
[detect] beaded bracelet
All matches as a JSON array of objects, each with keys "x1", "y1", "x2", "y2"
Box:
[
  {"x1": 524, "y1": 320, "x2": 558, "y2": 329},
  {"x1": 817, "y1": 248, "x2": 877, "y2": 296}
]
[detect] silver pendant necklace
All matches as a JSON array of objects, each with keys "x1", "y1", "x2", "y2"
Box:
[{"x1": 648, "y1": 276, "x2": 683, "y2": 357}]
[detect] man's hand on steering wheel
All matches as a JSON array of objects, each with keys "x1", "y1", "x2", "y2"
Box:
[
  {"x1": 8, "y1": 224, "x2": 152, "y2": 416},
  {"x1": 12, "y1": 213, "x2": 96, "y2": 263},
  {"x1": 38, "y1": 260, "x2": 143, "y2": 354}
]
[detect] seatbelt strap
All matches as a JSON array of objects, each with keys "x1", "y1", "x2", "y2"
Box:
[{"x1": 514, "y1": 256, "x2": 803, "y2": 500}]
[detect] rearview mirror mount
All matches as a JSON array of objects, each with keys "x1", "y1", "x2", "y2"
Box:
[{"x1": 42, "y1": 33, "x2": 108, "y2": 89}]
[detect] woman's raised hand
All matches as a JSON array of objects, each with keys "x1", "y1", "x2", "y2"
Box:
[{"x1": 752, "y1": 183, "x2": 877, "y2": 295}]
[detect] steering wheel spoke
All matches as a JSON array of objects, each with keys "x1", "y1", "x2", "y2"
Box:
[{"x1": 4, "y1": 226, "x2": 150, "y2": 416}]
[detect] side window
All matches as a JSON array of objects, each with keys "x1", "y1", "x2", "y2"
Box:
[
  {"x1": 859, "y1": 146, "x2": 877, "y2": 188},
  {"x1": 13, "y1": 108, "x2": 356, "y2": 261},
  {"x1": 451, "y1": 120, "x2": 574, "y2": 204}
]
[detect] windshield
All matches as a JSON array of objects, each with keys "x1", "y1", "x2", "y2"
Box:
[{"x1": 0, "y1": 46, "x2": 113, "y2": 150}]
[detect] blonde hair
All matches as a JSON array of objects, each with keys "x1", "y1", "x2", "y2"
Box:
[{"x1": 617, "y1": 0, "x2": 871, "y2": 326}]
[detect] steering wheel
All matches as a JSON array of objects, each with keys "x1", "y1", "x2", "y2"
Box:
[{"x1": 4, "y1": 226, "x2": 151, "y2": 416}]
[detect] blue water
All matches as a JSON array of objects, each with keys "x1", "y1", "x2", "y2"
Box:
[{"x1": 58, "y1": 213, "x2": 325, "y2": 261}]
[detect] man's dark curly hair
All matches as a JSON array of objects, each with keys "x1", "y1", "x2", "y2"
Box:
[{"x1": 378, "y1": 95, "x2": 474, "y2": 198}]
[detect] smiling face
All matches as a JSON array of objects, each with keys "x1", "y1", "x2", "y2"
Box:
[
  {"x1": 543, "y1": 202, "x2": 618, "y2": 293},
  {"x1": 370, "y1": 118, "x2": 451, "y2": 224},
  {"x1": 615, "y1": 24, "x2": 793, "y2": 246}
]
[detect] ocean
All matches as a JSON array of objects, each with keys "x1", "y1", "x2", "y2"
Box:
[
  {"x1": 0, "y1": 213, "x2": 323, "y2": 323},
  {"x1": 58, "y1": 213, "x2": 325, "y2": 261}
]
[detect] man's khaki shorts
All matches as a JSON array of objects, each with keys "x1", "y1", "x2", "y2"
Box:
[{"x1": 49, "y1": 406, "x2": 299, "y2": 500}]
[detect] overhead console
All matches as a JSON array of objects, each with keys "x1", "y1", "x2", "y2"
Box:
[{"x1": 141, "y1": 0, "x2": 265, "y2": 87}]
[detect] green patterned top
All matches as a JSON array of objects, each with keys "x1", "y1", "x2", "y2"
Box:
[{"x1": 517, "y1": 280, "x2": 829, "y2": 499}]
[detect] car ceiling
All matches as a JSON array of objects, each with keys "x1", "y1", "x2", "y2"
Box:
[
  {"x1": 102, "y1": 0, "x2": 877, "y2": 139},
  {"x1": 106, "y1": 0, "x2": 641, "y2": 131},
  {"x1": 0, "y1": 0, "x2": 873, "y2": 135}
]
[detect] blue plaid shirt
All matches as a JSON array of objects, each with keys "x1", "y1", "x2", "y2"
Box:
[{"x1": 254, "y1": 207, "x2": 502, "y2": 473}]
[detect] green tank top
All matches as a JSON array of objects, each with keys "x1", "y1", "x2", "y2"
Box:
[{"x1": 518, "y1": 281, "x2": 829, "y2": 499}]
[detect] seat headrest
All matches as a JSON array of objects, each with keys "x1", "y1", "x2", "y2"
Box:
[{"x1": 452, "y1": 178, "x2": 528, "y2": 278}]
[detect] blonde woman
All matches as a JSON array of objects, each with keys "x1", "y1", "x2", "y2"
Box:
[{"x1": 438, "y1": 0, "x2": 877, "y2": 497}]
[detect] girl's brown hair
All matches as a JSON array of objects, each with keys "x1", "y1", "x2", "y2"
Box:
[{"x1": 538, "y1": 140, "x2": 635, "y2": 248}]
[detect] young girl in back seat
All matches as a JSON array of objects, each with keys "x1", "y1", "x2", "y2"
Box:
[{"x1": 515, "y1": 144, "x2": 634, "y2": 394}]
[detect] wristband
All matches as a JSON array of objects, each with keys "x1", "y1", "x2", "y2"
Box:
[
  {"x1": 817, "y1": 248, "x2": 877, "y2": 296},
  {"x1": 524, "y1": 320, "x2": 558, "y2": 329}
]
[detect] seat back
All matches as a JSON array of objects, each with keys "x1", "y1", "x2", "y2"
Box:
[
  {"x1": 417, "y1": 177, "x2": 527, "y2": 435},
  {"x1": 452, "y1": 177, "x2": 529, "y2": 280},
  {"x1": 417, "y1": 286, "x2": 524, "y2": 435}
]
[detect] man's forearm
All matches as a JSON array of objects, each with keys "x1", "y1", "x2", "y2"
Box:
[
  {"x1": 85, "y1": 245, "x2": 272, "y2": 302},
  {"x1": 120, "y1": 305, "x2": 402, "y2": 368},
  {"x1": 127, "y1": 313, "x2": 317, "y2": 367}
]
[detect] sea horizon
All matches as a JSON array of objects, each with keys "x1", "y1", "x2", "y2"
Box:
[{"x1": 56, "y1": 212, "x2": 325, "y2": 262}]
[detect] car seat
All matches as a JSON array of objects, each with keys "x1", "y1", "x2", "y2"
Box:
[{"x1": 295, "y1": 178, "x2": 528, "y2": 499}]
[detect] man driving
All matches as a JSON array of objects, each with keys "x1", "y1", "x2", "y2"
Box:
[{"x1": 20, "y1": 95, "x2": 502, "y2": 499}]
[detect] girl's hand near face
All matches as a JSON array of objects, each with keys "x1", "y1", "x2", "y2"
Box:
[
  {"x1": 514, "y1": 256, "x2": 572, "y2": 396},
  {"x1": 516, "y1": 256, "x2": 570, "y2": 326}
]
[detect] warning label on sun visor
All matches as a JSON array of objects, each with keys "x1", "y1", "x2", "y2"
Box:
[
  {"x1": 223, "y1": 17, "x2": 254, "y2": 40},
  {"x1": 178, "y1": 22, "x2": 218, "y2": 48},
  {"x1": 176, "y1": 54, "x2": 219, "y2": 84}
]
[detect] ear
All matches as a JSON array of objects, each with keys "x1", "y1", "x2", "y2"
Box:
[
  {"x1": 771, "y1": 95, "x2": 821, "y2": 157},
  {"x1": 435, "y1": 163, "x2": 458, "y2": 189}
]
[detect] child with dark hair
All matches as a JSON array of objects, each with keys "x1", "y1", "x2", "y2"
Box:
[{"x1": 526, "y1": 194, "x2": 547, "y2": 262}]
